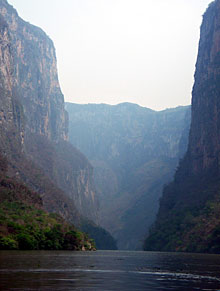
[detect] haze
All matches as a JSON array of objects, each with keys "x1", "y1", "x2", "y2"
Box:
[{"x1": 9, "y1": 0, "x2": 211, "y2": 110}]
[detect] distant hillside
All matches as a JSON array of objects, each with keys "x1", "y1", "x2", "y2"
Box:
[{"x1": 66, "y1": 102, "x2": 190, "y2": 249}]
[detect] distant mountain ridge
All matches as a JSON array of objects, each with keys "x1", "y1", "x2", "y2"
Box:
[{"x1": 66, "y1": 102, "x2": 191, "y2": 249}]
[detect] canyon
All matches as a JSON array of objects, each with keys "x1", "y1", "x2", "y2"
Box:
[{"x1": 66, "y1": 102, "x2": 190, "y2": 249}]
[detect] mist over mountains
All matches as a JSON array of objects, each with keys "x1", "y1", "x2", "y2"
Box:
[{"x1": 66, "y1": 102, "x2": 190, "y2": 249}]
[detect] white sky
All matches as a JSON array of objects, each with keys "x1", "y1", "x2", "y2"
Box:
[{"x1": 8, "y1": 0, "x2": 211, "y2": 110}]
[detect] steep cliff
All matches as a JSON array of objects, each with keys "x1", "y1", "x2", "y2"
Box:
[
  {"x1": 0, "y1": 20, "x2": 95, "y2": 249},
  {"x1": 66, "y1": 102, "x2": 190, "y2": 249},
  {"x1": 0, "y1": 0, "x2": 99, "y2": 225},
  {"x1": 144, "y1": 0, "x2": 220, "y2": 253},
  {"x1": 188, "y1": 0, "x2": 220, "y2": 175},
  {"x1": 0, "y1": 0, "x2": 118, "y2": 249},
  {"x1": 0, "y1": 0, "x2": 67, "y2": 141},
  {"x1": 0, "y1": 11, "x2": 23, "y2": 155}
]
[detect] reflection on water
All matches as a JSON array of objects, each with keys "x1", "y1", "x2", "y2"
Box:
[{"x1": 0, "y1": 250, "x2": 220, "y2": 290}]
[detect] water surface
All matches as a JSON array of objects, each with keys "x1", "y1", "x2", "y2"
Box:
[{"x1": 1, "y1": 250, "x2": 220, "y2": 290}]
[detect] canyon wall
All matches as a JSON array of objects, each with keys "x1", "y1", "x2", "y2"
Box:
[
  {"x1": 144, "y1": 0, "x2": 220, "y2": 253},
  {"x1": 0, "y1": 0, "x2": 115, "y2": 247}
]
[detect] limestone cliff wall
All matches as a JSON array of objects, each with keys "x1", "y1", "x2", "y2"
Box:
[
  {"x1": 0, "y1": 0, "x2": 67, "y2": 142},
  {"x1": 0, "y1": 13, "x2": 24, "y2": 153},
  {"x1": 0, "y1": 0, "x2": 99, "y2": 224},
  {"x1": 189, "y1": 0, "x2": 220, "y2": 174}
]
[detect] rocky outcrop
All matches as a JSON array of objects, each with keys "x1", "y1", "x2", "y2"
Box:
[
  {"x1": 0, "y1": 0, "x2": 67, "y2": 141},
  {"x1": 66, "y1": 102, "x2": 190, "y2": 249},
  {"x1": 144, "y1": 0, "x2": 220, "y2": 253},
  {"x1": 0, "y1": 13, "x2": 24, "y2": 153},
  {"x1": 188, "y1": 0, "x2": 220, "y2": 174},
  {"x1": 24, "y1": 133, "x2": 98, "y2": 223}
]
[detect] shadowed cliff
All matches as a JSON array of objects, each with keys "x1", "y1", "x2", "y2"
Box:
[{"x1": 144, "y1": 0, "x2": 220, "y2": 253}]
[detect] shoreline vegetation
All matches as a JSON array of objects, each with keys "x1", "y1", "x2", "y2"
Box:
[{"x1": 0, "y1": 173, "x2": 96, "y2": 251}]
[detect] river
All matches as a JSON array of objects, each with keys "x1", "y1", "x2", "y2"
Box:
[{"x1": 0, "y1": 250, "x2": 220, "y2": 290}]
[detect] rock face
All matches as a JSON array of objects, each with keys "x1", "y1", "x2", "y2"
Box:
[
  {"x1": 144, "y1": 0, "x2": 220, "y2": 253},
  {"x1": 0, "y1": 0, "x2": 101, "y2": 234},
  {"x1": 0, "y1": 0, "x2": 67, "y2": 141},
  {"x1": 66, "y1": 102, "x2": 190, "y2": 249},
  {"x1": 188, "y1": 0, "x2": 220, "y2": 175},
  {"x1": 0, "y1": 11, "x2": 23, "y2": 153}
]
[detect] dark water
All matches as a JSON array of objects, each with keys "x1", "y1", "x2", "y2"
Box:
[{"x1": 1, "y1": 251, "x2": 220, "y2": 290}]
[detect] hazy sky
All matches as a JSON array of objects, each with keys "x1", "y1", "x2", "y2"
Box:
[{"x1": 8, "y1": 0, "x2": 211, "y2": 110}]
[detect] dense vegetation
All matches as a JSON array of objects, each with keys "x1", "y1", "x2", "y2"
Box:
[
  {"x1": 0, "y1": 155, "x2": 95, "y2": 251},
  {"x1": 0, "y1": 201, "x2": 95, "y2": 251},
  {"x1": 144, "y1": 166, "x2": 220, "y2": 253},
  {"x1": 0, "y1": 206, "x2": 96, "y2": 251}
]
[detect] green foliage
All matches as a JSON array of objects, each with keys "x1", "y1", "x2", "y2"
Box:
[
  {"x1": 43, "y1": 224, "x2": 64, "y2": 250},
  {"x1": 144, "y1": 172, "x2": 220, "y2": 253},
  {"x1": 0, "y1": 182, "x2": 96, "y2": 251},
  {"x1": 17, "y1": 233, "x2": 38, "y2": 250},
  {"x1": 0, "y1": 236, "x2": 18, "y2": 250}
]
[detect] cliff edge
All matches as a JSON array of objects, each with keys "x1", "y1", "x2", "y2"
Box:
[{"x1": 144, "y1": 0, "x2": 220, "y2": 253}]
